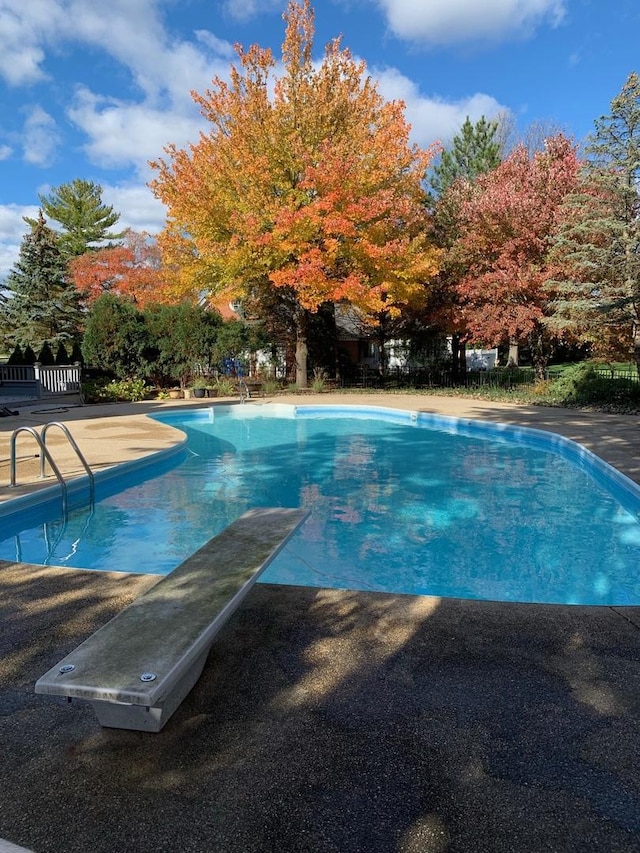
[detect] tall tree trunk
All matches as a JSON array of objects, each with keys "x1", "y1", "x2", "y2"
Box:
[
  {"x1": 508, "y1": 337, "x2": 519, "y2": 367},
  {"x1": 528, "y1": 326, "x2": 549, "y2": 382},
  {"x1": 376, "y1": 311, "x2": 388, "y2": 375},
  {"x1": 451, "y1": 333, "x2": 461, "y2": 382},
  {"x1": 633, "y1": 321, "x2": 640, "y2": 380},
  {"x1": 458, "y1": 341, "x2": 467, "y2": 377},
  {"x1": 295, "y1": 305, "x2": 309, "y2": 389},
  {"x1": 327, "y1": 303, "x2": 340, "y2": 382}
]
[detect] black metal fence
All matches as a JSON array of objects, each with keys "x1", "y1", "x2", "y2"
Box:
[
  {"x1": 338, "y1": 364, "x2": 640, "y2": 391},
  {"x1": 341, "y1": 366, "x2": 540, "y2": 390},
  {"x1": 586, "y1": 366, "x2": 640, "y2": 383}
]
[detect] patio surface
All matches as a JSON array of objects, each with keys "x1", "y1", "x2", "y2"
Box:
[{"x1": 1, "y1": 393, "x2": 640, "y2": 852}]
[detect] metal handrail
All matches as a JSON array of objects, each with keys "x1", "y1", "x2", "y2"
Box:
[
  {"x1": 10, "y1": 426, "x2": 70, "y2": 515},
  {"x1": 9, "y1": 422, "x2": 95, "y2": 517},
  {"x1": 238, "y1": 378, "x2": 250, "y2": 404},
  {"x1": 39, "y1": 422, "x2": 95, "y2": 506}
]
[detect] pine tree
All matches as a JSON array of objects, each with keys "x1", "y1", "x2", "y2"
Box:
[
  {"x1": 429, "y1": 116, "x2": 502, "y2": 201},
  {"x1": 37, "y1": 341, "x2": 55, "y2": 365},
  {"x1": 55, "y1": 341, "x2": 69, "y2": 364},
  {"x1": 547, "y1": 72, "x2": 640, "y2": 370},
  {"x1": 35, "y1": 178, "x2": 123, "y2": 258},
  {"x1": 7, "y1": 344, "x2": 24, "y2": 365},
  {"x1": 427, "y1": 116, "x2": 502, "y2": 374},
  {"x1": 23, "y1": 344, "x2": 37, "y2": 364},
  {"x1": 1, "y1": 211, "x2": 84, "y2": 354}
]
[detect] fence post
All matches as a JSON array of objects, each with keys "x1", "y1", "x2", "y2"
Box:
[{"x1": 33, "y1": 361, "x2": 43, "y2": 398}]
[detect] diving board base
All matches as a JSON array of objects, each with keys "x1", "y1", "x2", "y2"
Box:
[{"x1": 90, "y1": 649, "x2": 209, "y2": 733}]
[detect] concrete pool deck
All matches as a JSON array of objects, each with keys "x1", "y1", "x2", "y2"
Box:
[{"x1": 1, "y1": 393, "x2": 640, "y2": 852}]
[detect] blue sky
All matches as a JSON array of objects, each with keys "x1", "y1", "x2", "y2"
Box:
[{"x1": 0, "y1": 0, "x2": 637, "y2": 280}]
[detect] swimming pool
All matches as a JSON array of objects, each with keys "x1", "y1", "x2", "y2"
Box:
[{"x1": 2, "y1": 404, "x2": 640, "y2": 606}]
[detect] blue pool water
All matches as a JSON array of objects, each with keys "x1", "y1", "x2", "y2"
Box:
[{"x1": 2, "y1": 404, "x2": 640, "y2": 606}]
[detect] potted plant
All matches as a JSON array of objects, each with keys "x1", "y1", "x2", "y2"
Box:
[{"x1": 191, "y1": 376, "x2": 209, "y2": 398}]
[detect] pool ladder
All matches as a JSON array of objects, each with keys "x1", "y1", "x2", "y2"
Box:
[
  {"x1": 9, "y1": 422, "x2": 95, "y2": 517},
  {"x1": 238, "y1": 378, "x2": 249, "y2": 404}
]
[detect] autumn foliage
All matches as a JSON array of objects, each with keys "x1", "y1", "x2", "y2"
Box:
[
  {"x1": 150, "y1": 0, "x2": 439, "y2": 384},
  {"x1": 452, "y1": 134, "x2": 580, "y2": 366},
  {"x1": 69, "y1": 229, "x2": 174, "y2": 308}
]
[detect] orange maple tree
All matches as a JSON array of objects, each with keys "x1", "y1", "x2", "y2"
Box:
[
  {"x1": 452, "y1": 134, "x2": 581, "y2": 375},
  {"x1": 150, "y1": 0, "x2": 439, "y2": 386},
  {"x1": 69, "y1": 229, "x2": 176, "y2": 308}
]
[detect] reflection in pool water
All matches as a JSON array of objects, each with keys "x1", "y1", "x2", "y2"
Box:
[{"x1": 1, "y1": 404, "x2": 639, "y2": 607}]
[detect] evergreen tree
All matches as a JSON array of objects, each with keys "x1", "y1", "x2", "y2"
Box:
[
  {"x1": 547, "y1": 72, "x2": 640, "y2": 370},
  {"x1": 23, "y1": 345, "x2": 37, "y2": 364},
  {"x1": 55, "y1": 341, "x2": 69, "y2": 364},
  {"x1": 82, "y1": 294, "x2": 152, "y2": 380},
  {"x1": 144, "y1": 303, "x2": 223, "y2": 387},
  {"x1": 1, "y1": 211, "x2": 84, "y2": 354},
  {"x1": 427, "y1": 116, "x2": 502, "y2": 373},
  {"x1": 35, "y1": 178, "x2": 123, "y2": 258},
  {"x1": 69, "y1": 340, "x2": 84, "y2": 364},
  {"x1": 429, "y1": 116, "x2": 502, "y2": 201},
  {"x1": 37, "y1": 341, "x2": 55, "y2": 365},
  {"x1": 7, "y1": 344, "x2": 24, "y2": 365}
]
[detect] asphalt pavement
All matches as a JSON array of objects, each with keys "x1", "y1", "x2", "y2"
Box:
[{"x1": 1, "y1": 393, "x2": 640, "y2": 852}]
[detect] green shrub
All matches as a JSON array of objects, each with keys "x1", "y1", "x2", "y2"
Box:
[
  {"x1": 83, "y1": 377, "x2": 148, "y2": 403},
  {"x1": 547, "y1": 362, "x2": 597, "y2": 402},
  {"x1": 191, "y1": 375, "x2": 209, "y2": 389},
  {"x1": 214, "y1": 377, "x2": 237, "y2": 396},
  {"x1": 547, "y1": 362, "x2": 640, "y2": 408},
  {"x1": 55, "y1": 342, "x2": 69, "y2": 364},
  {"x1": 37, "y1": 341, "x2": 55, "y2": 365},
  {"x1": 311, "y1": 367, "x2": 327, "y2": 392},
  {"x1": 7, "y1": 344, "x2": 25, "y2": 365},
  {"x1": 82, "y1": 294, "x2": 152, "y2": 380}
]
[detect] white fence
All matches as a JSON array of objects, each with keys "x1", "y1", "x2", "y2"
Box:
[{"x1": 0, "y1": 363, "x2": 82, "y2": 398}]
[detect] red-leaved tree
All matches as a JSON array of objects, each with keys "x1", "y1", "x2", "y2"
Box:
[
  {"x1": 69, "y1": 230, "x2": 173, "y2": 308},
  {"x1": 453, "y1": 134, "x2": 580, "y2": 375}
]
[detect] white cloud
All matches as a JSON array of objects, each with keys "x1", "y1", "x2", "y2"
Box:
[
  {"x1": 0, "y1": 203, "x2": 37, "y2": 242},
  {"x1": 62, "y1": 1, "x2": 233, "y2": 105},
  {"x1": 0, "y1": 203, "x2": 39, "y2": 279},
  {"x1": 21, "y1": 106, "x2": 61, "y2": 166},
  {"x1": 0, "y1": 0, "x2": 235, "y2": 100},
  {"x1": 0, "y1": 144, "x2": 12, "y2": 160},
  {"x1": 102, "y1": 183, "x2": 167, "y2": 235},
  {"x1": 0, "y1": 0, "x2": 56, "y2": 85},
  {"x1": 195, "y1": 29, "x2": 236, "y2": 59},
  {"x1": 0, "y1": 242, "x2": 19, "y2": 281},
  {"x1": 374, "y1": 66, "x2": 508, "y2": 148},
  {"x1": 222, "y1": 0, "x2": 283, "y2": 23},
  {"x1": 66, "y1": 87, "x2": 205, "y2": 175},
  {"x1": 0, "y1": 1, "x2": 236, "y2": 179},
  {"x1": 375, "y1": 0, "x2": 567, "y2": 45}
]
